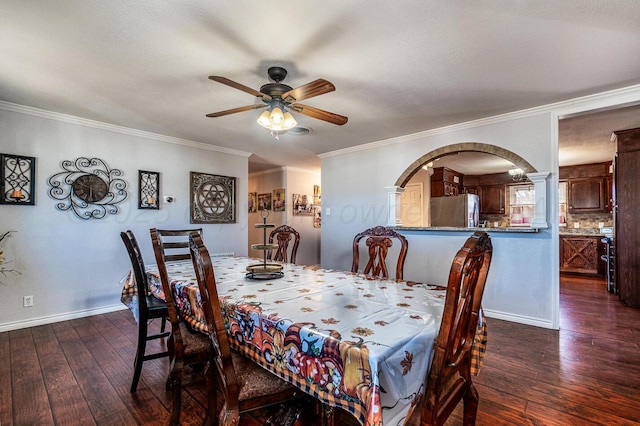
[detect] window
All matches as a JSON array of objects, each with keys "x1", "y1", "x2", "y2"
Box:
[{"x1": 508, "y1": 184, "x2": 535, "y2": 226}]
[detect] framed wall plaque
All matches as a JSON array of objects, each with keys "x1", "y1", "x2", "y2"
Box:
[{"x1": 190, "y1": 172, "x2": 236, "y2": 223}]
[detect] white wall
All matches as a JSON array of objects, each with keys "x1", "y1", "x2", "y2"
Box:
[
  {"x1": 248, "y1": 169, "x2": 286, "y2": 259},
  {"x1": 0, "y1": 106, "x2": 249, "y2": 331},
  {"x1": 321, "y1": 113, "x2": 558, "y2": 328},
  {"x1": 284, "y1": 168, "x2": 321, "y2": 266},
  {"x1": 248, "y1": 167, "x2": 321, "y2": 266}
]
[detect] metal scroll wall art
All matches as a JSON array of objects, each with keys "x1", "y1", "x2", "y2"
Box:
[
  {"x1": 48, "y1": 157, "x2": 128, "y2": 220},
  {"x1": 138, "y1": 170, "x2": 159, "y2": 209},
  {"x1": 1, "y1": 153, "x2": 36, "y2": 205}
]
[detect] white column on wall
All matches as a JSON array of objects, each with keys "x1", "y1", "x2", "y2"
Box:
[
  {"x1": 528, "y1": 172, "x2": 550, "y2": 229},
  {"x1": 385, "y1": 186, "x2": 405, "y2": 226}
]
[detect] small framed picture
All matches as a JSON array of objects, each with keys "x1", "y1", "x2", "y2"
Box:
[
  {"x1": 313, "y1": 205, "x2": 321, "y2": 228},
  {"x1": 273, "y1": 188, "x2": 285, "y2": 212},
  {"x1": 292, "y1": 193, "x2": 313, "y2": 216},
  {"x1": 258, "y1": 193, "x2": 272, "y2": 210},
  {"x1": 314, "y1": 185, "x2": 321, "y2": 205},
  {"x1": 248, "y1": 192, "x2": 257, "y2": 213}
]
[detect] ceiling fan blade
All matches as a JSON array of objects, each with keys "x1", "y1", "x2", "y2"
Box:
[
  {"x1": 282, "y1": 79, "x2": 335, "y2": 103},
  {"x1": 206, "y1": 104, "x2": 266, "y2": 118},
  {"x1": 291, "y1": 103, "x2": 348, "y2": 126},
  {"x1": 209, "y1": 76, "x2": 272, "y2": 100}
]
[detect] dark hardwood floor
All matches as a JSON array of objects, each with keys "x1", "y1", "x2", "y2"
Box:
[{"x1": 1, "y1": 275, "x2": 639, "y2": 425}]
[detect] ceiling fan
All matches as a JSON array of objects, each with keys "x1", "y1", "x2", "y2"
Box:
[{"x1": 206, "y1": 66, "x2": 348, "y2": 135}]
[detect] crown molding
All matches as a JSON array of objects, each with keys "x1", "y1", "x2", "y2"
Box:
[
  {"x1": 319, "y1": 84, "x2": 640, "y2": 159},
  {"x1": 249, "y1": 167, "x2": 286, "y2": 178},
  {"x1": 249, "y1": 166, "x2": 320, "y2": 178},
  {"x1": 282, "y1": 166, "x2": 321, "y2": 175},
  {"x1": 0, "y1": 100, "x2": 252, "y2": 158}
]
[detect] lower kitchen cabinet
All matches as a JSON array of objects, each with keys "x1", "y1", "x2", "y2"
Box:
[{"x1": 560, "y1": 235, "x2": 604, "y2": 276}]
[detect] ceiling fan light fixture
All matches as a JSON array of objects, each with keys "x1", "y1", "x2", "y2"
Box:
[
  {"x1": 270, "y1": 107, "x2": 284, "y2": 124},
  {"x1": 283, "y1": 111, "x2": 297, "y2": 129},
  {"x1": 257, "y1": 110, "x2": 271, "y2": 127},
  {"x1": 208, "y1": 67, "x2": 347, "y2": 137},
  {"x1": 257, "y1": 106, "x2": 297, "y2": 133}
]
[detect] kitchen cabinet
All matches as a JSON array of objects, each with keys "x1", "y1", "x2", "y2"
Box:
[
  {"x1": 431, "y1": 167, "x2": 462, "y2": 197},
  {"x1": 479, "y1": 184, "x2": 505, "y2": 214},
  {"x1": 567, "y1": 177, "x2": 606, "y2": 213},
  {"x1": 559, "y1": 235, "x2": 604, "y2": 276},
  {"x1": 559, "y1": 162, "x2": 612, "y2": 213},
  {"x1": 612, "y1": 127, "x2": 640, "y2": 308}
]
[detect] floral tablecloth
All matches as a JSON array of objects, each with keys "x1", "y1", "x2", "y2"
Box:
[{"x1": 120, "y1": 256, "x2": 487, "y2": 426}]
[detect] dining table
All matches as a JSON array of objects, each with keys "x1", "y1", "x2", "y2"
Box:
[{"x1": 120, "y1": 255, "x2": 487, "y2": 426}]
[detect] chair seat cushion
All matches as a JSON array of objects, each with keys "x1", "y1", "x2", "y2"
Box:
[
  {"x1": 178, "y1": 322, "x2": 211, "y2": 360},
  {"x1": 146, "y1": 295, "x2": 168, "y2": 310},
  {"x1": 231, "y1": 350, "x2": 297, "y2": 401},
  {"x1": 146, "y1": 295, "x2": 168, "y2": 319},
  {"x1": 146, "y1": 294, "x2": 166, "y2": 307}
]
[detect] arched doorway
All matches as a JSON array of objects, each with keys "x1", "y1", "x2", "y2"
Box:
[
  {"x1": 391, "y1": 142, "x2": 540, "y2": 228},
  {"x1": 395, "y1": 142, "x2": 537, "y2": 188}
]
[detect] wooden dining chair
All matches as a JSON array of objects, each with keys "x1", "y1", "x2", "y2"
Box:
[
  {"x1": 188, "y1": 232, "x2": 304, "y2": 426},
  {"x1": 120, "y1": 230, "x2": 170, "y2": 393},
  {"x1": 351, "y1": 225, "x2": 409, "y2": 280},
  {"x1": 406, "y1": 231, "x2": 493, "y2": 426},
  {"x1": 150, "y1": 228, "x2": 213, "y2": 426},
  {"x1": 150, "y1": 227, "x2": 203, "y2": 262},
  {"x1": 267, "y1": 224, "x2": 300, "y2": 264}
]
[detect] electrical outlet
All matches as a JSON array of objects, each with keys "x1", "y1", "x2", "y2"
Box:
[{"x1": 23, "y1": 295, "x2": 34, "y2": 307}]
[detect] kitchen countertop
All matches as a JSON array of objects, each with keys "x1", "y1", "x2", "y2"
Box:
[
  {"x1": 396, "y1": 227, "x2": 609, "y2": 236},
  {"x1": 559, "y1": 228, "x2": 606, "y2": 236},
  {"x1": 396, "y1": 226, "x2": 539, "y2": 233}
]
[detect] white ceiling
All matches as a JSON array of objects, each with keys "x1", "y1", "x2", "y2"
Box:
[{"x1": 2, "y1": 1, "x2": 640, "y2": 173}]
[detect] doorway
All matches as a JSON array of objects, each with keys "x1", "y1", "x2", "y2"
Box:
[
  {"x1": 400, "y1": 183, "x2": 424, "y2": 227},
  {"x1": 557, "y1": 105, "x2": 640, "y2": 313}
]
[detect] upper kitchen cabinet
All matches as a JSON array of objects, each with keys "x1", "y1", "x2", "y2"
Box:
[
  {"x1": 479, "y1": 184, "x2": 505, "y2": 214},
  {"x1": 560, "y1": 161, "x2": 612, "y2": 213},
  {"x1": 567, "y1": 178, "x2": 606, "y2": 213},
  {"x1": 430, "y1": 167, "x2": 462, "y2": 197},
  {"x1": 464, "y1": 172, "x2": 510, "y2": 215}
]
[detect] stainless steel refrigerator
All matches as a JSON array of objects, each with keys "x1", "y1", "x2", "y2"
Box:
[{"x1": 430, "y1": 194, "x2": 480, "y2": 227}]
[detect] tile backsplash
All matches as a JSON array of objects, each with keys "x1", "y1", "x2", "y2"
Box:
[
  {"x1": 481, "y1": 211, "x2": 613, "y2": 229},
  {"x1": 564, "y1": 212, "x2": 613, "y2": 229}
]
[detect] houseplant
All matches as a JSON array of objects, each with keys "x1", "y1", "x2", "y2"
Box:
[{"x1": 0, "y1": 231, "x2": 20, "y2": 283}]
